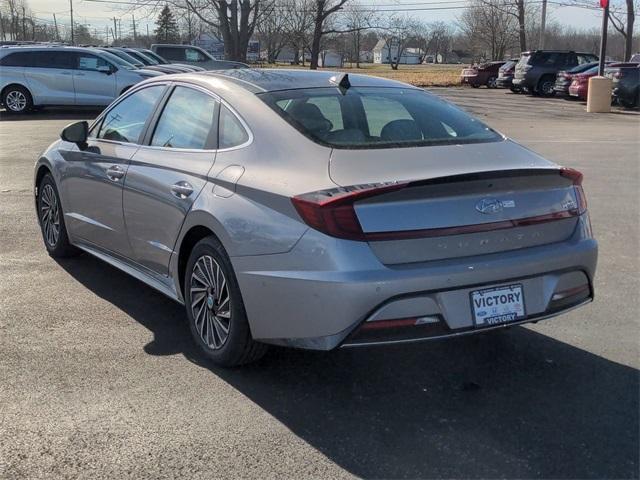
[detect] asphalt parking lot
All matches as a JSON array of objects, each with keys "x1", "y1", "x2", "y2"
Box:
[{"x1": 1, "y1": 88, "x2": 638, "y2": 479}]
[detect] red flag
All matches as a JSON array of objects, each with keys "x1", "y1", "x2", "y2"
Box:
[{"x1": 600, "y1": 0, "x2": 608, "y2": 8}]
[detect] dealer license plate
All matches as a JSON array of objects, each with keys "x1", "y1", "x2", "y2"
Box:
[{"x1": 471, "y1": 284, "x2": 525, "y2": 327}]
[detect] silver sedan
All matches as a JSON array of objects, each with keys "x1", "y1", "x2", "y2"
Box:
[{"x1": 34, "y1": 70, "x2": 598, "y2": 366}]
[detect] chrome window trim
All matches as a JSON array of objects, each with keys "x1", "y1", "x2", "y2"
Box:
[{"x1": 136, "y1": 80, "x2": 254, "y2": 153}]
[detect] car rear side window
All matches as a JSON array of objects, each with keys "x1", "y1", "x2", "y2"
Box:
[
  {"x1": 260, "y1": 87, "x2": 501, "y2": 149},
  {"x1": 11, "y1": 51, "x2": 75, "y2": 69},
  {"x1": 219, "y1": 105, "x2": 249, "y2": 149},
  {"x1": 0, "y1": 52, "x2": 29, "y2": 66},
  {"x1": 97, "y1": 86, "x2": 165, "y2": 143},
  {"x1": 157, "y1": 47, "x2": 183, "y2": 61},
  {"x1": 151, "y1": 86, "x2": 218, "y2": 149}
]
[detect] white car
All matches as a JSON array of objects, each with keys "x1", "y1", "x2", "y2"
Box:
[{"x1": 0, "y1": 46, "x2": 163, "y2": 113}]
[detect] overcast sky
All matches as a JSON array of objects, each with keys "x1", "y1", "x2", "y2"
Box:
[{"x1": 28, "y1": 0, "x2": 607, "y2": 39}]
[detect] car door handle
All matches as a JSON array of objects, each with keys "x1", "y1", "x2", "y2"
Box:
[
  {"x1": 171, "y1": 181, "x2": 193, "y2": 199},
  {"x1": 106, "y1": 165, "x2": 125, "y2": 181}
]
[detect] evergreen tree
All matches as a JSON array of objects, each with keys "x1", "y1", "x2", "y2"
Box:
[{"x1": 154, "y1": 5, "x2": 180, "y2": 43}]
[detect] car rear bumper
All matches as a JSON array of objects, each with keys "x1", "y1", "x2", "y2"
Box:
[{"x1": 232, "y1": 215, "x2": 597, "y2": 350}]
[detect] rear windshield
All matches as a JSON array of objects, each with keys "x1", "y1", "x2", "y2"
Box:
[
  {"x1": 259, "y1": 87, "x2": 501, "y2": 149},
  {"x1": 500, "y1": 61, "x2": 515, "y2": 71}
]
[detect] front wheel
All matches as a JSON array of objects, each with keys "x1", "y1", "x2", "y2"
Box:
[
  {"x1": 2, "y1": 85, "x2": 33, "y2": 113},
  {"x1": 37, "y1": 174, "x2": 78, "y2": 257},
  {"x1": 486, "y1": 76, "x2": 498, "y2": 88},
  {"x1": 184, "y1": 237, "x2": 267, "y2": 367}
]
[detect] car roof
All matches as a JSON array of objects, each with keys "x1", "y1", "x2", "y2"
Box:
[{"x1": 189, "y1": 68, "x2": 419, "y2": 93}]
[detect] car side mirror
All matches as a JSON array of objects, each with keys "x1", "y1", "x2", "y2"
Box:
[
  {"x1": 97, "y1": 65, "x2": 113, "y2": 75},
  {"x1": 61, "y1": 121, "x2": 88, "y2": 150}
]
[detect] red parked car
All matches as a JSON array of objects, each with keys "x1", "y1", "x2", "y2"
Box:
[
  {"x1": 460, "y1": 61, "x2": 505, "y2": 88},
  {"x1": 569, "y1": 66, "x2": 599, "y2": 100}
]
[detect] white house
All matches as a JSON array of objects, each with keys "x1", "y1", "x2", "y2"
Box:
[{"x1": 373, "y1": 39, "x2": 422, "y2": 65}]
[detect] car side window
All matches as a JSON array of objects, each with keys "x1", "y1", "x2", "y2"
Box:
[
  {"x1": 157, "y1": 47, "x2": 183, "y2": 61},
  {"x1": 28, "y1": 51, "x2": 74, "y2": 69},
  {"x1": 219, "y1": 105, "x2": 249, "y2": 149},
  {"x1": 186, "y1": 48, "x2": 206, "y2": 62},
  {"x1": 151, "y1": 86, "x2": 218, "y2": 149},
  {"x1": 0, "y1": 51, "x2": 30, "y2": 66},
  {"x1": 97, "y1": 86, "x2": 165, "y2": 144},
  {"x1": 75, "y1": 53, "x2": 112, "y2": 72},
  {"x1": 577, "y1": 54, "x2": 591, "y2": 65}
]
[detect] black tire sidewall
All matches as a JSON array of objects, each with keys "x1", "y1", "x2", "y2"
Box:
[
  {"x1": 3, "y1": 86, "x2": 33, "y2": 113},
  {"x1": 183, "y1": 237, "x2": 254, "y2": 366}
]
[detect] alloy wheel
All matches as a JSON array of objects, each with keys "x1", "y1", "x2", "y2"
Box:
[
  {"x1": 40, "y1": 184, "x2": 60, "y2": 247},
  {"x1": 190, "y1": 255, "x2": 231, "y2": 350},
  {"x1": 6, "y1": 90, "x2": 27, "y2": 112}
]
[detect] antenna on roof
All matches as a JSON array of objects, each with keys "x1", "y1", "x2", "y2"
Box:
[{"x1": 329, "y1": 73, "x2": 350, "y2": 94}]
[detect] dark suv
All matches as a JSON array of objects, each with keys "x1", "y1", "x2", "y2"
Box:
[{"x1": 513, "y1": 50, "x2": 598, "y2": 96}]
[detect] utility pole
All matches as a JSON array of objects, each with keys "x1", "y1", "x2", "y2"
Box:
[
  {"x1": 118, "y1": 19, "x2": 122, "y2": 42},
  {"x1": 598, "y1": 0, "x2": 609, "y2": 75},
  {"x1": 21, "y1": 6, "x2": 26, "y2": 40},
  {"x1": 53, "y1": 13, "x2": 59, "y2": 41},
  {"x1": 69, "y1": 0, "x2": 75, "y2": 45},
  {"x1": 0, "y1": 11, "x2": 5, "y2": 41},
  {"x1": 105, "y1": 25, "x2": 109, "y2": 45},
  {"x1": 132, "y1": 14, "x2": 137, "y2": 43},
  {"x1": 113, "y1": 17, "x2": 118, "y2": 43},
  {"x1": 539, "y1": 0, "x2": 547, "y2": 49}
]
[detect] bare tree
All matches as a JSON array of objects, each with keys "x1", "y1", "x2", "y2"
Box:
[
  {"x1": 256, "y1": 0, "x2": 288, "y2": 62},
  {"x1": 380, "y1": 15, "x2": 421, "y2": 70},
  {"x1": 309, "y1": 0, "x2": 350, "y2": 69},
  {"x1": 459, "y1": 0, "x2": 518, "y2": 61},
  {"x1": 339, "y1": 2, "x2": 378, "y2": 67},
  {"x1": 282, "y1": 0, "x2": 315, "y2": 64},
  {"x1": 180, "y1": 0, "x2": 271, "y2": 62},
  {"x1": 608, "y1": 0, "x2": 637, "y2": 61},
  {"x1": 479, "y1": 0, "x2": 527, "y2": 52}
]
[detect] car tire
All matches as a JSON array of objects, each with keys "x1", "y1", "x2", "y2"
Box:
[
  {"x1": 184, "y1": 236, "x2": 268, "y2": 367},
  {"x1": 471, "y1": 83, "x2": 480, "y2": 88},
  {"x1": 486, "y1": 76, "x2": 498, "y2": 88},
  {"x1": 37, "y1": 173, "x2": 79, "y2": 258},
  {"x1": 509, "y1": 86, "x2": 521, "y2": 93},
  {"x1": 2, "y1": 85, "x2": 33, "y2": 113},
  {"x1": 537, "y1": 77, "x2": 556, "y2": 97}
]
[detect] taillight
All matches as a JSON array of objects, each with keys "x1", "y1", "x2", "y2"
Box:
[
  {"x1": 291, "y1": 182, "x2": 407, "y2": 241},
  {"x1": 560, "y1": 167, "x2": 587, "y2": 214}
]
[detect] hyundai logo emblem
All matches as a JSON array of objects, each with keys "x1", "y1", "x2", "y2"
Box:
[{"x1": 476, "y1": 198, "x2": 503, "y2": 214}]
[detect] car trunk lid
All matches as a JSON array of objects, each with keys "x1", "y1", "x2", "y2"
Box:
[{"x1": 327, "y1": 142, "x2": 583, "y2": 264}]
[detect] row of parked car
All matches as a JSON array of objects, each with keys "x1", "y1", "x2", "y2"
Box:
[
  {"x1": 0, "y1": 43, "x2": 248, "y2": 114},
  {"x1": 460, "y1": 49, "x2": 640, "y2": 108}
]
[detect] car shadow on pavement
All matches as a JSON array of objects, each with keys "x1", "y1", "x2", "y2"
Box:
[
  {"x1": 0, "y1": 108, "x2": 102, "y2": 121},
  {"x1": 56, "y1": 255, "x2": 639, "y2": 479}
]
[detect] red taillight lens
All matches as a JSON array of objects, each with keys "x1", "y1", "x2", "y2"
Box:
[
  {"x1": 560, "y1": 167, "x2": 587, "y2": 214},
  {"x1": 291, "y1": 182, "x2": 407, "y2": 240}
]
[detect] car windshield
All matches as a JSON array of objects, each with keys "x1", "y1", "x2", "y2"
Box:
[
  {"x1": 135, "y1": 51, "x2": 159, "y2": 65},
  {"x1": 568, "y1": 62, "x2": 596, "y2": 73},
  {"x1": 500, "y1": 61, "x2": 515, "y2": 71},
  {"x1": 141, "y1": 50, "x2": 168, "y2": 64},
  {"x1": 110, "y1": 49, "x2": 144, "y2": 67},
  {"x1": 516, "y1": 54, "x2": 530, "y2": 68},
  {"x1": 92, "y1": 50, "x2": 135, "y2": 70},
  {"x1": 259, "y1": 87, "x2": 502, "y2": 149}
]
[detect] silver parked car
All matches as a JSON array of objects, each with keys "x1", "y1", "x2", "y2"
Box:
[
  {"x1": 0, "y1": 46, "x2": 163, "y2": 113},
  {"x1": 150, "y1": 44, "x2": 249, "y2": 70},
  {"x1": 34, "y1": 70, "x2": 597, "y2": 366}
]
